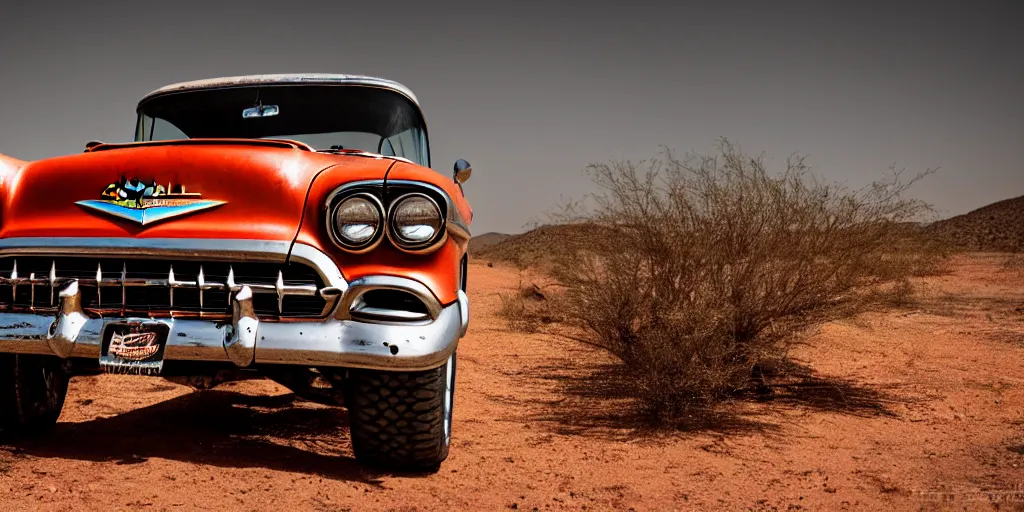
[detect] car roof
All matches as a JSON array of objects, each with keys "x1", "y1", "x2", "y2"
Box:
[{"x1": 137, "y1": 73, "x2": 421, "y2": 109}]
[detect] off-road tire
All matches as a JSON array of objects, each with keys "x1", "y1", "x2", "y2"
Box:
[
  {"x1": 345, "y1": 352, "x2": 456, "y2": 472},
  {"x1": 0, "y1": 354, "x2": 69, "y2": 436}
]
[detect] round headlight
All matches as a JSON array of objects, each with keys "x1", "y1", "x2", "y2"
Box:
[
  {"x1": 390, "y1": 193, "x2": 443, "y2": 247},
  {"x1": 332, "y1": 194, "x2": 382, "y2": 250}
]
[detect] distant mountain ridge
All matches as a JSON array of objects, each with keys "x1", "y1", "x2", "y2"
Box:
[
  {"x1": 469, "y1": 194, "x2": 1024, "y2": 263},
  {"x1": 929, "y1": 195, "x2": 1024, "y2": 252}
]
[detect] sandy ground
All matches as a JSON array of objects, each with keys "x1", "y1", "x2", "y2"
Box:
[{"x1": 0, "y1": 254, "x2": 1022, "y2": 511}]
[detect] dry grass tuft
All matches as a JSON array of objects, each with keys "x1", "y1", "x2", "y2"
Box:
[
  {"x1": 498, "y1": 280, "x2": 557, "y2": 333},
  {"x1": 1001, "y1": 252, "x2": 1024, "y2": 275}
]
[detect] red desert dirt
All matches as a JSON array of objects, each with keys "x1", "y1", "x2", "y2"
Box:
[{"x1": 0, "y1": 253, "x2": 1022, "y2": 511}]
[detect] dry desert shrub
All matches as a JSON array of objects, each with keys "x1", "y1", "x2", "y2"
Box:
[{"x1": 549, "y1": 139, "x2": 943, "y2": 420}]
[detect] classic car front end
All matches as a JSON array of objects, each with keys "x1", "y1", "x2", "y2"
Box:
[{"x1": 0, "y1": 74, "x2": 473, "y2": 471}]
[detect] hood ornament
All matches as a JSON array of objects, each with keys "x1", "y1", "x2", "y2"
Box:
[{"x1": 77, "y1": 177, "x2": 225, "y2": 226}]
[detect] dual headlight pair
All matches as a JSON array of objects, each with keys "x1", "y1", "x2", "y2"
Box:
[{"x1": 329, "y1": 190, "x2": 446, "y2": 254}]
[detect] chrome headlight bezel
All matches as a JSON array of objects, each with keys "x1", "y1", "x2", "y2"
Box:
[
  {"x1": 324, "y1": 180, "x2": 464, "y2": 256},
  {"x1": 326, "y1": 192, "x2": 386, "y2": 254},
  {"x1": 386, "y1": 192, "x2": 448, "y2": 254}
]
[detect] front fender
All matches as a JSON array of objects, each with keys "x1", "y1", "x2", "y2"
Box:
[{"x1": 291, "y1": 160, "x2": 471, "y2": 306}]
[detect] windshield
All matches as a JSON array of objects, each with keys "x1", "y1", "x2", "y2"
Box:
[{"x1": 135, "y1": 85, "x2": 430, "y2": 166}]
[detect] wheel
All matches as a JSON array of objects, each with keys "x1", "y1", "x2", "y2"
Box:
[
  {"x1": 345, "y1": 351, "x2": 457, "y2": 472},
  {"x1": 0, "y1": 354, "x2": 69, "y2": 436}
]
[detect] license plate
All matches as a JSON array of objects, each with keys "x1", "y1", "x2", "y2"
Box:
[{"x1": 99, "y1": 322, "x2": 169, "y2": 375}]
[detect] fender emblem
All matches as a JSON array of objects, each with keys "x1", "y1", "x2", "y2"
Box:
[{"x1": 77, "y1": 177, "x2": 225, "y2": 226}]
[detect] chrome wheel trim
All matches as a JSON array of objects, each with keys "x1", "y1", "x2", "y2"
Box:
[{"x1": 443, "y1": 353, "x2": 455, "y2": 445}]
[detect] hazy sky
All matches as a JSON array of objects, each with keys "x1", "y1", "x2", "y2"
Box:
[{"x1": 1, "y1": 1, "x2": 1021, "y2": 234}]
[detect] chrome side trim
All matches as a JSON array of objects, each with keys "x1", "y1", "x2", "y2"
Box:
[
  {"x1": 0, "y1": 238, "x2": 347, "y2": 292},
  {"x1": 0, "y1": 237, "x2": 291, "y2": 260}
]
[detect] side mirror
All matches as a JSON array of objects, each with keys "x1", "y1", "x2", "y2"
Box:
[{"x1": 453, "y1": 159, "x2": 472, "y2": 184}]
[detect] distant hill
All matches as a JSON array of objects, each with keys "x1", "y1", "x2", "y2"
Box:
[
  {"x1": 471, "y1": 225, "x2": 571, "y2": 268},
  {"x1": 929, "y1": 195, "x2": 1024, "y2": 252},
  {"x1": 469, "y1": 224, "x2": 611, "y2": 268},
  {"x1": 468, "y1": 232, "x2": 512, "y2": 253}
]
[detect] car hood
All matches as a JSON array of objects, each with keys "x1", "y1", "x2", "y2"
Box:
[{"x1": 0, "y1": 141, "x2": 395, "y2": 242}]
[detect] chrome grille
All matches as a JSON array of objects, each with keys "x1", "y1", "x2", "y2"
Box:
[{"x1": 0, "y1": 257, "x2": 328, "y2": 319}]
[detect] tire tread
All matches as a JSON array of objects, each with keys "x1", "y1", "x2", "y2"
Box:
[
  {"x1": 0, "y1": 354, "x2": 68, "y2": 436},
  {"x1": 346, "y1": 362, "x2": 450, "y2": 471}
]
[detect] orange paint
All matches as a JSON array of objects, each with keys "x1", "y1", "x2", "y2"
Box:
[{"x1": 0, "y1": 140, "x2": 472, "y2": 305}]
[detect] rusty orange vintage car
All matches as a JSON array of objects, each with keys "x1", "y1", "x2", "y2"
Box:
[{"x1": 0, "y1": 74, "x2": 473, "y2": 471}]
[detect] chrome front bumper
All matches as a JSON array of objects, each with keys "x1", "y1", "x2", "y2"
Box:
[
  {"x1": 0, "y1": 238, "x2": 469, "y2": 372},
  {"x1": 0, "y1": 294, "x2": 466, "y2": 371}
]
